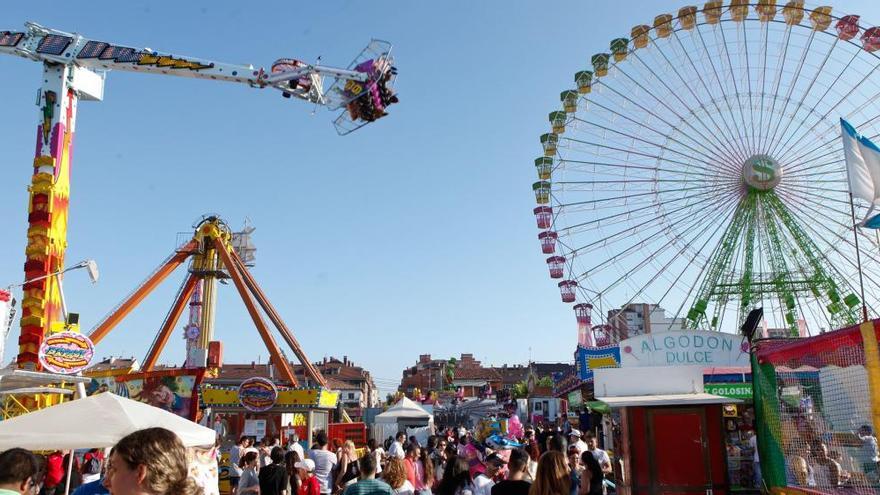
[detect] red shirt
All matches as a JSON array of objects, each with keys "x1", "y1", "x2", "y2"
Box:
[
  {"x1": 45, "y1": 451, "x2": 64, "y2": 487},
  {"x1": 404, "y1": 458, "x2": 417, "y2": 487},
  {"x1": 300, "y1": 474, "x2": 321, "y2": 495}
]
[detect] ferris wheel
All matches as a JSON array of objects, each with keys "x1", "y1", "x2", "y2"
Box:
[{"x1": 533, "y1": 1, "x2": 880, "y2": 343}]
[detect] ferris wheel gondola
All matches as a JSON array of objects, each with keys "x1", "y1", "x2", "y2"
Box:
[{"x1": 533, "y1": 1, "x2": 880, "y2": 341}]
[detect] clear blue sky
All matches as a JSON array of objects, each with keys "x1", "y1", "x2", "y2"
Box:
[{"x1": 0, "y1": 0, "x2": 876, "y2": 395}]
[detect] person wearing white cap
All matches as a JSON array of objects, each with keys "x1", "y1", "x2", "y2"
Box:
[
  {"x1": 569, "y1": 430, "x2": 588, "y2": 457},
  {"x1": 297, "y1": 458, "x2": 321, "y2": 495}
]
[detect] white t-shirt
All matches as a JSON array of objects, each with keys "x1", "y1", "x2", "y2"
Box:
[
  {"x1": 473, "y1": 473, "x2": 495, "y2": 495},
  {"x1": 392, "y1": 479, "x2": 415, "y2": 495},
  {"x1": 372, "y1": 448, "x2": 385, "y2": 474},
  {"x1": 590, "y1": 448, "x2": 611, "y2": 467},
  {"x1": 389, "y1": 441, "x2": 405, "y2": 459},
  {"x1": 288, "y1": 442, "x2": 305, "y2": 462},
  {"x1": 310, "y1": 448, "x2": 338, "y2": 494}
]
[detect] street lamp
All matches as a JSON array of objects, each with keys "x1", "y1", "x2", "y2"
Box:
[{"x1": 1, "y1": 259, "x2": 99, "y2": 364}]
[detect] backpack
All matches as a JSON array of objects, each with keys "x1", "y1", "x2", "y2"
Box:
[{"x1": 82, "y1": 454, "x2": 101, "y2": 475}]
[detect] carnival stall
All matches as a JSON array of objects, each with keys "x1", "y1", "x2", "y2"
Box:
[{"x1": 372, "y1": 397, "x2": 434, "y2": 444}]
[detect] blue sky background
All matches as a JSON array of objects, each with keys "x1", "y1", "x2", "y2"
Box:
[{"x1": 0, "y1": 0, "x2": 876, "y2": 394}]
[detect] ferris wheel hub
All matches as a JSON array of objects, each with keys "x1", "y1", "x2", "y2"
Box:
[{"x1": 742, "y1": 154, "x2": 782, "y2": 191}]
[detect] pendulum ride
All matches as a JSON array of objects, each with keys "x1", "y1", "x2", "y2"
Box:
[{"x1": 0, "y1": 23, "x2": 396, "y2": 414}]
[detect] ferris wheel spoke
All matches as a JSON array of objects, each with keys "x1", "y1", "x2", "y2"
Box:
[
  {"x1": 554, "y1": 183, "x2": 729, "y2": 210},
  {"x1": 639, "y1": 35, "x2": 750, "y2": 163},
  {"x1": 765, "y1": 38, "x2": 852, "y2": 159},
  {"x1": 772, "y1": 52, "x2": 875, "y2": 160},
  {"x1": 759, "y1": 24, "x2": 795, "y2": 154},
  {"x1": 572, "y1": 185, "x2": 741, "y2": 279},
  {"x1": 588, "y1": 64, "x2": 745, "y2": 169},
  {"x1": 583, "y1": 195, "x2": 740, "y2": 304},
  {"x1": 633, "y1": 43, "x2": 747, "y2": 162},
  {"x1": 669, "y1": 27, "x2": 753, "y2": 163},
  {"x1": 569, "y1": 117, "x2": 739, "y2": 176},
  {"x1": 571, "y1": 98, "x2": 739, "y2": 175},
  {"x1": 561, "y1": 184, "x2": 741, "y2": 257},
  {"x1": 769, "y1": 198, "x2": 880, "y2": 315},
  {"x1": 772, "y1": 191, "x2": 880, "y2": 275},
  {"x1": 690, "y1": 22, "x2": 754, "y2": 161},
  {"x1": 739, "y1": 17, "x2": 759, "y2": 154},
  {"x1": 715, "y1": 20, "x2": 757, "y2": 155},
  {"x1": 778, "y1": 182, "x2": 850, "y2": 202},
  {"x1": 558, "y1": 158, "x2": 724, "y2": 180},
  {"x1": 560, "y1": 135, "x2": 736, "y2": 175},
  {"x1": 554, "y1": 183, "x2": 740, "y2": 235},
  {"x1": 780, "y1": 111, "x2": 880, "y2": 176},
  {"x1": 760, "y1": 29, "x2": 825, "y2": 158}
]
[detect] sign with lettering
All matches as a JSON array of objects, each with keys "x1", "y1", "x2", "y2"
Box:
[
  {"x1": 705, "y1": 383, "x2": 753, "y2": 400},
  {"x1": 38, "y1": 331, "x2": 95, "y2": 374},
  {"x1": 619, "y1": 331, "x2": 749, "y2": 368},
  {"x1": 238, "y1": 377, "x2": 278, "y2": 412}
]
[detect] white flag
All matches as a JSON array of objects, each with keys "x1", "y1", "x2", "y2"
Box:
[{"x1": 842, "y1": 118, "x2": 880, "y2": 225}]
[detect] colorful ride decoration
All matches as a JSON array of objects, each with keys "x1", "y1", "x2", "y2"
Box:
[
  {"x1": 85, "y1": 368, "x2": 205, "y2": 421},
  {"x1": 752, "y1": 320, "x2": 880, "y2": 493},
  {"x1": 530, "y1": 1, "x2": 880, "y2": 339},
  {"x1": 238, "y1": 377, "x2": 279, "y2": 412},
  {"x1": 574, "y1": 344, "x2": 621, "y2": 382},
  {"x1": 19, "y1": 86, "x2": 75, "y2": 369},
  {"x1": 38, "y1": 331, "x2": 94, "y2": 374},
  {"x1": 201, "y1": 384, "x2": 339, "y2": 411}
]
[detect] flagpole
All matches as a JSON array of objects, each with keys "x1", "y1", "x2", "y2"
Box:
[{"x1": 849, "y1": 192, "x2": 869, "y2": 322}]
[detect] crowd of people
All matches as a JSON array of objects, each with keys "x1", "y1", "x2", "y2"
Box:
[
  {"x1": 223, "y1": 422, "x2": 613, "y2": 495},
  {"x1": 0, "y1": 419, "x2": 613, "y2": 495},
  {"x1": 0, "y1": 427, "x2": 201, "y2": 495}
]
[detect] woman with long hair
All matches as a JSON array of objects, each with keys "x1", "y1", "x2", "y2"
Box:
[
  {"x1": 416, "y1": 448, "x2": 434, "y2": 494},
  {"x1": 436, "y1": 458, "x2": 473, "y2": 495},
  {"x1": 334, "y1": 440, "x2": 359, "y2": 492},
  {"x1": 237, "y1": 451, "x2": 260, "y2": 495},
  {"x1": 578, "y1": 452, "x2": 603, "y2": 495},
  {"x1": 106, "y1": 427, "x2": 203, "y2": 495},
  {"x1": 529, "y1": 452, "x2": 570, "y2": 495},
  {"x1": 382, "y1": 457, "x2": 414, "y2": 495},
  {"x1": 286, "y1": 450, "x2": 302, "y2": 495}
]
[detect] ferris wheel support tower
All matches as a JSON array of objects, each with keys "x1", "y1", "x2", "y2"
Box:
[{"x1": 0, "y1": 22, "x2": 397, "y2": 370}]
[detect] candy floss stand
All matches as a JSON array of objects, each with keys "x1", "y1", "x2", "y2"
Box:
[{"x1": 595, "y1": 366, "x2": 738, "y2": 495}]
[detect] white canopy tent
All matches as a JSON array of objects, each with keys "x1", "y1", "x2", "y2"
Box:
[
  {"x1": 0, "y1": 392, "x2": 216, "y2": 450},
  {"x1": 372, "y1": 397, "x2": 434, "y2": 444}
]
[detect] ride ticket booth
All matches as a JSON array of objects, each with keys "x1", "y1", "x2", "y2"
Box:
[{"x1": 595, "y1": 366, "x2": 739, "y2": 495}]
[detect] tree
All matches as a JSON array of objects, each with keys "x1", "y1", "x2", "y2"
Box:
[
  {"x1": 537, "y1": 376, "x2": 554, "y2": 388},
  {"x1": 512, "y1": 381, "x2": 529, "y2": 399}
]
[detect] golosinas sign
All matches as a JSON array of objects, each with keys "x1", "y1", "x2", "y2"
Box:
[{"x1": 619, "y1": 331, "x2": 749, "y2": 368}]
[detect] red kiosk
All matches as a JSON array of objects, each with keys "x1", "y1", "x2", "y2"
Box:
[{"x1": 596, "y1": 366, "x2": 738, "y2": 495}]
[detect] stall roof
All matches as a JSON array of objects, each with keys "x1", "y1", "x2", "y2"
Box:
[
  {"x1": 375, "y1": 396, "x2": 432, "y2": 421},
  {"x1": 597, "y1": 393, "x2": 741, "y2": 408},
  {"x1": 0, "y1": 368, "x2": 90, "y2": 393}
]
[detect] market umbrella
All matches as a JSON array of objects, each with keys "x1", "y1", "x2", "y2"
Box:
[{"x1": 0, "y1": 392, "x2": 215, "y2": 450}]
